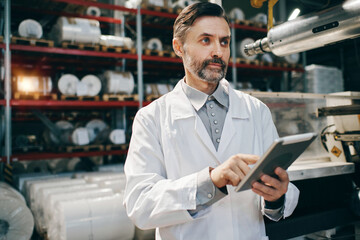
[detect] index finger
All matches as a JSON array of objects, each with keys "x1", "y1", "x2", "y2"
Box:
[
  {"x1": 274, "y1": 167, "x2": 289, "y2": 182},
  {"x1": 235, "y1": 154, "x2": 259, "y2": 165}
]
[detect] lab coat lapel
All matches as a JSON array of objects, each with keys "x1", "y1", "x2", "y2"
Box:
[
  {"x1": 170, "y1": 81, "x2": 219, "y2": 161},
  {"x1": 218, "y1": 82, "x2": 250, "y2": 156}
]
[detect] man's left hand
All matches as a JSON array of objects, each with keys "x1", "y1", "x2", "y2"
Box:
[{"x1": 251, "y1": 167, "x2": 289, "y2": 202}]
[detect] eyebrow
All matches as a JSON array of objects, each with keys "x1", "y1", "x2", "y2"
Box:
[{"x1": 198, "y1": 33, "x2": 231, "y2": 39}]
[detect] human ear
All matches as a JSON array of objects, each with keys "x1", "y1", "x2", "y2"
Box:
[{"x1": 172, "y1": 38, "x2": 183, "y2": 58}]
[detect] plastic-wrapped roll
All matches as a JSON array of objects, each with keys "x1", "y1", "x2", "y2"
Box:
[
  {"x1": 28, "y1": 178, "x2": 86, "y2": 209},
  {"x1": 237, "y1": 38, "x2": 257, "y2": 60},
  {"x1": 80, "y1": 74, "x2": 102, "y2": 96},
  {"x1": 86, "y1": 119, "x2": 109, "y2": 143},
  {"x1": 172, "y1": 0, "x2": 195, "y2": 9},
  {"x1": 71, "y1": 127, "x2": 90, "y2": 146},
  {"x1": 49, "y1": 194, "x2": 134, "y2": 240},
  {"x1": 229, "y1": 8, "x2": 245, "y2": 21},
  {"x1": 38, "y1": 183, "x2": 99, "y2": 233},
  {"x1": 109, "y1": 129, "x2": 126, "y2": 144},
  {"x1": 283, "y1": 53, "x2": 300, "y2": 64},
  {"x1": 45, "y1": 120, "x2": 74, "y2": 145},
  {"x1": 96, "y1": 163, "x2": 124, "y2": 173},
  {"x1": 100, "y1": 35, "x2": 133, "y2": 48},
  {"x1": 86, "y1": 6, "x2": 101, "y2": 17},
  {"x1": 250, "y1": 13, "x2": 268, "y2": 24},
  {"x1": 57, "y1": 74, "x2": 79, "y2": 95},
  {"x1": 83, "y1": 172, "x2": 125, "y2": 183},
  {"x1": 18, "y1": 19, "x2": 43, "y2": 39},
  {"x1": 0, "y1": 182, "x2": 26, "y2": 204},
  {"x1": 27, "y1": 160, "x2": 49, "y2": 174},
  {"x1": 97, "y1": 178, "x2": 126, "y2": 194},
  {"x1": 0, "y1": 193, "x2": 34, "y2": 240},
  {"x1": 147, "y1": 0, "x2": 165, "y2": 7},
  {"x1": 51, "y1": 17, "x2": 101, "y2": 44},
  {"x1": 104, "y1": 71, "x2": 135, "y2": 95},
  {"x1": 143, "y1": 38, "x2": 163, "y2": 51}
]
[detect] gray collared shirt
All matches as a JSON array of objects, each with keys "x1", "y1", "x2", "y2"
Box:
[{"x1": 181, "y1": 80, "x2": 229, "y2": 151}]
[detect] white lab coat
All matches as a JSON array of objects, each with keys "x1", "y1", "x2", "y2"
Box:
[{"x1": 124, "y1": 79, "x2": 299, "y2": 240}]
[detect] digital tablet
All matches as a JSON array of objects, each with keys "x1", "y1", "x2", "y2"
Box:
[{"x1": 234, "y1": 132, "x2": 318, "y2": 192}]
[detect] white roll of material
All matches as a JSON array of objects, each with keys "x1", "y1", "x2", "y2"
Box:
[
  {"x1": 97, "y1": 178, "x2": 126, "y2": 194},
  {"x1": 58, "y1": 74, "x2": 80, "y2": 95},
  {"x1": 52, "y1": 17, "x2": 101, "y2": 44},
  {"x1": 28, "y1": 178, "x2": 86, "y2": 209},
  {"x1": 66, "y1": 158, "x2": 81, "y2": 172},
  {"x1": 49, "y1": 194, "x2": 134, "y2": 240},
  {"x1": 0, "y1": 182, "x2": 26, "y2": 204},
  {"x1": 86, "y1": 119, "x2": 108, "y2": 143},
  {"x1": 229, "y1": 8, "x2": 245, "y2": 21},
  {"x1": 251, "y1": 13, "x2": 268, "y2": 24},
  {"x1": 86, "y1": 6, "x2": 101, "y2": 17},
  {"x1": 109, "y1": 129, "x2": 126, "y2": 144},
  {"x1": 80, "y1": 74, "x2": 102, "y2": 96},
  {"x1": 71, "y1": 127, "x2": 90, "y2": 146},
  {"x1": 39, "y1": 184, "x2": 99, "y2": 232},
  {"x1": 100, "y1": 35, "x2": 133, "y2": 48},
  {"x1": 237, "y1": 38, "x2": 257, "y2": 60},
  {"x1": 47, "y1": 188, "x2": 115, "y2": 240},
  {"x1": 18, "y1": 19, "x2": 43, "y2": 39},
  {"x1": 48, "y1": 120, "x2": 74, "y2": 145},
  {"x1": 104, "y1": 71, "x2": 135, "y2": 95},
  {"x1": 84, "y1": 172, "x2": 126, "y2": 183},
  {"x1": 283, "y1": 53, "x2": 300, "y2": 64},
  {"x1": 47, "y1": 158, "x2": 68, "y2": 174},
  {"x1": 0, "y1": 183, "x2": 34, "y2": 240},
  {"x1": 143, "y1": 38, "x2": 163, "y2": 51}
]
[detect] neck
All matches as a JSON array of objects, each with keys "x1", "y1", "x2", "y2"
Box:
[{"x1": 184, "y1": 71, "x2": 218, "y2": 95}]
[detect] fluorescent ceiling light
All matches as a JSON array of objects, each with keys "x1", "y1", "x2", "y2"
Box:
[{"x1": 288, "y1": 8, "x2": 301, "y2": 21}]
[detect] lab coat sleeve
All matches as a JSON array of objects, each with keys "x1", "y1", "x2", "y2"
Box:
[
  {"x1": 123, "y1": 108, "x2": 197, "y2": 230},
  {"x1": 260, "y1": 104, "x2": 300, "y2": 219}
]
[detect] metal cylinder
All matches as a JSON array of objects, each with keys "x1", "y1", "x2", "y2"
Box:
[{"x1": 245, "y1": 0, "x2": 360, "y2": 56}]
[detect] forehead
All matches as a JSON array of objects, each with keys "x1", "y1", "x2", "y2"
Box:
[{"x1": 187, "y1": 16, "x2": 230, "y2": 38}]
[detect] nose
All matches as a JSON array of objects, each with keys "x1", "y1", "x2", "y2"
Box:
[{"x1": 211, "y1": 41, "x2": 223, "y2": 59}]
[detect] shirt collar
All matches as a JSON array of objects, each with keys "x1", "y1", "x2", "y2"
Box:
[{"x1": 181, "y1": 78, "x2": 229, "y2": 111}]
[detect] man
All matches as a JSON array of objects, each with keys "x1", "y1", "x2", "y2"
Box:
[{"x1": 124, "y1": 2, "x2": 299, "y2": 240}]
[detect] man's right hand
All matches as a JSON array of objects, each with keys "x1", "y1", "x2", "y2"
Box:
[{"x1": 210, "y1": 154, "x2": 259, "y2": 188}]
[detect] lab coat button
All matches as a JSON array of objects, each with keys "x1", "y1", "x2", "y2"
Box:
[{"x1": 207, "y1": 193, "x2": 213, "y2": 198}]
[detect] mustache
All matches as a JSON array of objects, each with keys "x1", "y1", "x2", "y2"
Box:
[{"x1": 203, "y1": 58, "x2": 226, "y2": 68}]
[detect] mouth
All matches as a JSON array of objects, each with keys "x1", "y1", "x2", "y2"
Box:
[{"x1": 207, "y1": 63, "x2": 223, "y2": 68}]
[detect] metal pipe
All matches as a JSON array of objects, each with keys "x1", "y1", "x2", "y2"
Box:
[
  {"x1": 4, "y1": 0, "x2": 11, "y2": 164},
  {"x1": 245, "y1": 0, "x2": 360, "y2": 56},
  {"x1": 136, "y1": 5, "x2": 143, "y2": 108}
]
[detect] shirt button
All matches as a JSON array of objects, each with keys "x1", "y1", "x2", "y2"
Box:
[
  {"x1": 207, "y1": 193, "x2": 213, "y2": 198},
  {"x1": 214, "y1": 120, "x2": 218, "y2": 124},
  {"x1": 209, "y1": 104, "x2": 214, "y2": 108},
  {"x1": 216, "y1": 138, "x2": 220, "y2": 143},
  {"x1": 215, "y1": 129, "x2": 219, "y2": 133},
  {"x1": 211, "y1": 113, "x2": 215, "y2": 117}
]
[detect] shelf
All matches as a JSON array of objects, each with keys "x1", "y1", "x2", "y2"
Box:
[
  {"x1": 13, "y1": 5, "x2": 123, "y2": 24},
  {"x1": 0, "y1": 100, "x2": 6, "y2": 106},
  {"x1": 11, "y1": 99, "x2": 140, "y2": 108},
  {"x1": 1, "y1": 149, "x2": 128, "y2": 162},
  {"x1": 0, "y1": 44, "x2": 138, "y2": 60}
]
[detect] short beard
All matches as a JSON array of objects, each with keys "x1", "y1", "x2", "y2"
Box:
[
  {"x1": 197, "y1": 58, "x2": 227, "y2": 83},
  {"x1": 184, "y1": 51, "x2": 228, "y2": 84}
]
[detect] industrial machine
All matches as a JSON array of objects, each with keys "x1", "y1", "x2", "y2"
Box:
[{"x1": 245, "y1": 0, "x2": 360, "y2": 57}]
